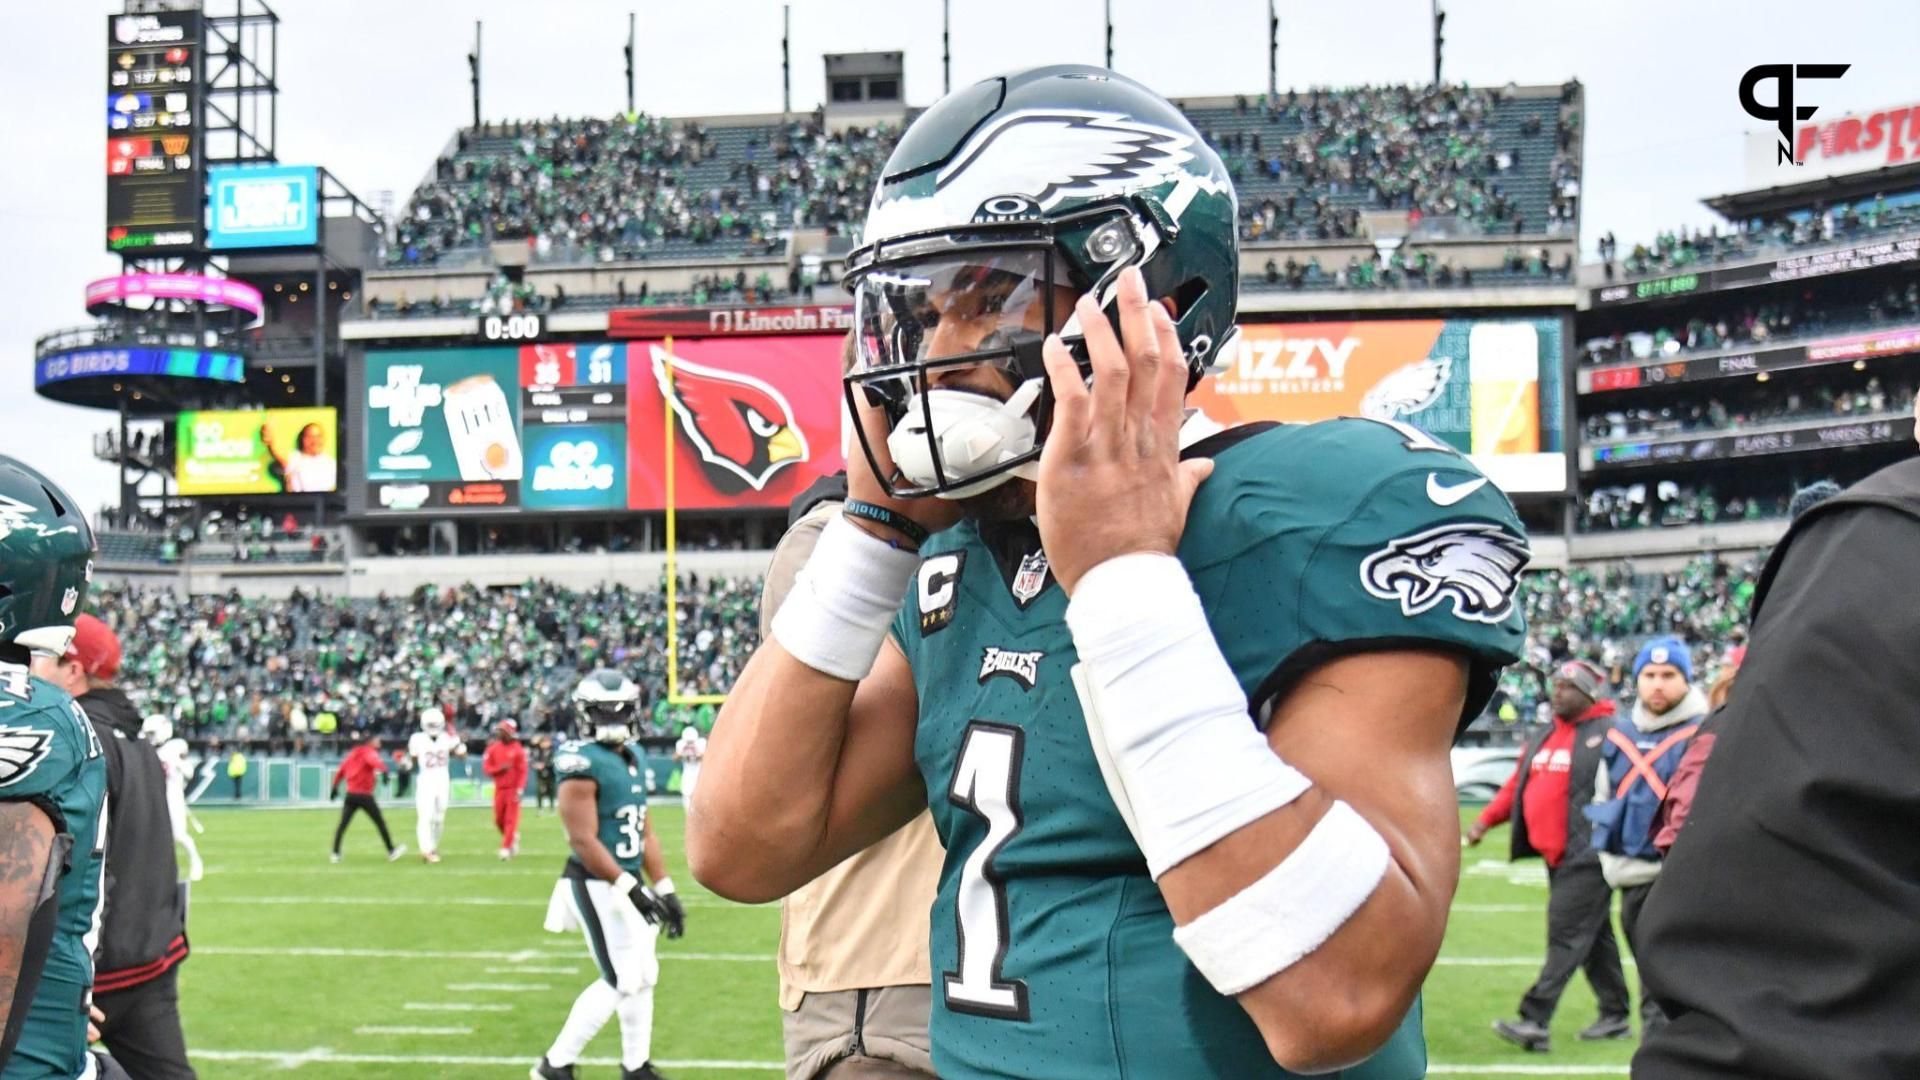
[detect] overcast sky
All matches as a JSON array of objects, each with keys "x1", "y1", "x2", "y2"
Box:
[{"x1": 3, "y1": 0, "x2": 1909, "y2": 515}]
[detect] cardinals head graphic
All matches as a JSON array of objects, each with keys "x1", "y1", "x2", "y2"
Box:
[{"x1": 651, "y1": 345, "x2": 809, "y2": 493}]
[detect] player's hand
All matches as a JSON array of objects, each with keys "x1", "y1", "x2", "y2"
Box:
[
  {"x1": 627, "y1": 883, "x2": 668, "y2": 926},
  {"x1": 1036, "y1": 266, "x2": 1212, "y2": 594},
  {"x1": 87, "y1": 1004, "x2": 104, "y2": 1043},
  {"x1": 658, "y1": 891, "x2": 686, "y2": 939},
  {"x1": 329, "y1": 786, "x2": 339, "y2": 801},
  {"x1": 1465, "y1": 822, "x2": 1487, "y2": 846},
  {"x1": 844, "y1": 362, "x2": 962, "y2": 546}
]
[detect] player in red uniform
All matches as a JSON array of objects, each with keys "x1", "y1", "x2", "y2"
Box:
[{"x1": 484, "y1": 720, "x2": 531, "y2": 860}]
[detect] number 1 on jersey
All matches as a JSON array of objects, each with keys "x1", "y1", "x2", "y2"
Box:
[{"x1": 943, "y1": 721, "x2": 1030, "y2": 1021}]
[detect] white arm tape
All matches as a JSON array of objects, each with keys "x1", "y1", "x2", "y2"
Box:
[
  {"x1": 1066, "y1": 552, "x2": 1311, "y2": 878},
  {"x1": 770, "y1": 514, "x2": 921, "y2": 681},
  {"x1": 1171, "y1": 799, "x2": 1392, "y2": 995}
]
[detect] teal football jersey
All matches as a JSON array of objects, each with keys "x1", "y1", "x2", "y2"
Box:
[
  {"x1": 554, "y1": 739, "x2": 650, "y2": 873},
  {"x1": 890, "y1": 418, "x2": 1528, "y2": 1080},
  {"x1": 0, "y1": 661, "x2": 107, "y2": 1080}
]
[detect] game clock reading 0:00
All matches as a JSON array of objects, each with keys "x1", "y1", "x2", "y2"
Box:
[{"x1": 480, "y1": 313, "x2": 545, "y2": 343}]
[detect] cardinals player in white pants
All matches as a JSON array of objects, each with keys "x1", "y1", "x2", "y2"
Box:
[
  {"x1": 142, "y1": 714, "x2": 204, "y2": 882},
  {"x1": 409, "y1": 707, "x2": 467, "y2": 862}
]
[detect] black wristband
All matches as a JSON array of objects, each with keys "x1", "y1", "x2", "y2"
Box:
[{"x1": 842, "y1": 499, "x2": 929, "y2": 546}]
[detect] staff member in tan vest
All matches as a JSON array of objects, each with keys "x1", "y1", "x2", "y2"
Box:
[{"x1": 750, "y1": 454, "x2": 943, "y2": 1078}]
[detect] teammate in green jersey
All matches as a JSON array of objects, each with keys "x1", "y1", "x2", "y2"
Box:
[
  {"x1": 533, "y1": 670, "x2": 685, "y2": 1080},
  {"x1": 0, "y1": 455, "x2": 117, "y2": 1080},
  {"x1": 693, "y1": 66, "x2": 1528, "y2": 1080}
]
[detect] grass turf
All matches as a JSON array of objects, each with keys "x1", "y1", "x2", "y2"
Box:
[{"x1": 171, "y1": 804, "x2": 1636, "y2": 1077}]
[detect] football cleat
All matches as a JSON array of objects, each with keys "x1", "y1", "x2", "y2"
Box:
[
  {"x1": 622, "y1": 1063, "x2": 670, "y2": 1080},
  {"x1": 1492, "y1": 1018, "x2": 1551, "y2": 1053},
  {"x1": 387, "y1": 845, "x2": 407, "y2": 862},
  {"x1": 1578, "y1": 1015, "x2": 1632, "y2": 1041},
  {"x1": 530, "y1": 1057, "x2": 575, "y2": 1080}
]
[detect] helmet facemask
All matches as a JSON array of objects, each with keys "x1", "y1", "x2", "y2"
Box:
[{"x1": 845, "y1": 203, "x2": 1166, "y2": 501}]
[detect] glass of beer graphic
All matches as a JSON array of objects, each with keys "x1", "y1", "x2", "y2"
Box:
[
  {"x1": 1468, "y1": 323, "x2": 1541, "y2": 457},
  {"x1": 444, "y1": 375, "x2": 525, "y2": 481}
]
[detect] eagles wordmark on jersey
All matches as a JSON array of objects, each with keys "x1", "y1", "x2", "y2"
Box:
[{"x1": 891, "y1": 418, "x2": 1528, "y2": 1080}]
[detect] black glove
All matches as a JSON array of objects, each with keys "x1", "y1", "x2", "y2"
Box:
[
  {"x1": 658, "y1": 891, "x2": 686, "y2": 940},
  {"x1": 627, "y1": 883, "x2": 668, "y2": 926},
  {"x1": 329, "y1": 786, "x2": 339, "y2": 801},
  {"x1": 627, "y1": 884, "x2": 686, "y2": 939}
]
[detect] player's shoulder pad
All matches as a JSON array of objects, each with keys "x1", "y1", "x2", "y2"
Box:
[
  {"x1": 553, "y1": 741, "x2": 596, "y2": 778},
  {"x1": 0, "y1": 671, "x2": 91, "y2": 796}
]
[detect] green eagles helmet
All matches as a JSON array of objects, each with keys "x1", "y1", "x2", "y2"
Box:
[
  {"x1": 0, "y1": 455, "x2": 96, "y2": 657},
  {"x1": 572, "y1": 668, "x2": 640, "y2": 745},
  {"x1": 844, "y1": 64, "x2": 1239, "y2": 499}
]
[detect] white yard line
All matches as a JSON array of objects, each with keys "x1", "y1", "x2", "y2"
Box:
[
  {"x1": 352, "y1": 1026, "x2": 472, "y2": 1036},
  {"x1": 445, "y1": 982, "x2": 550, "y2": 992},
  {"x1": 484, "y1": 965, "x2": 578, "y2": 975},
  {"x1": 189, "y1": 1048, "x2": 780, "y2": 1071},
  {"x1": 402, "y1": 1002, "x2": 514, "y2": 1012}
]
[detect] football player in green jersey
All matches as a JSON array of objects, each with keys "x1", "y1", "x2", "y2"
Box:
[
  {"x1": 532, "y1": 670, "x2": 685, "y2": 1080},
  {"x1": 694, "y1": 66, "x2": 1533, "y2": 1079},
  {"x1": 0, "y1": 455, "x2": 118, "y2": 1080}
]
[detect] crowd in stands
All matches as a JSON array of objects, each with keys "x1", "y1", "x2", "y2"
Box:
[
  {"x1": 1596, "y1": 193, "x2": 1920, "y2": 281},
  {"x1": 1582, "y1": 373, "x2": 1917, "y2": 442},
  {"x1": 384, "y1": 81, "x2": 1579, "y2": 272},
  {"x1": 1256, "y1": 242, "x2": 1572, "y2": 291},
  {"x1": 96, "y1": 574, "x2": 760, "y2": 749},
  {"x1": 389, "y1": 112, "x2": 895, "y2": 267},
  {"x1": 1579, "y1": 282, "x2": 1920, "y2": 365},
  {"x1": 1578, "y1": 481, "x2": 1795, "y2": 532}
]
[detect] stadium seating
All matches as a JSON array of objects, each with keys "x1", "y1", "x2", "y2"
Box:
[
  {"x1": 1598, "y1": 197, "x2": 1920, "y2": 280},
  {"x1": 387, "y1": 83, "x2": 1581, "y2": 269}
]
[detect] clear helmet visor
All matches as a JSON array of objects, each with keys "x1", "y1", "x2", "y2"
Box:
[{"x1": 847, "y1": 248, "x2": 1085, "y2": 498}]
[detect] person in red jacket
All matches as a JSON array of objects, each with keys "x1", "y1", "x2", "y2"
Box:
[
  {"x1": 331, "y1": 735, "x2": 406, "y2": 863},
  {"x1": 482, "y1": 720, "x2": 530, "y2": 860},
  {"x1": 1468, "y1": 660, "x2": 1632, "y2": 1052}
]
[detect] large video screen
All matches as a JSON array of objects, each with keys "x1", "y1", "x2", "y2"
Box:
[
  {"x1": 176, "y1": 407, "x2": 338, "y2": 495},
  {"x1": 106, "y1": 11, "x2": 203, "y2": 254},
  {"x1": 361, "y1": 337, "x2": 845, "y2": 515},
  {"x1": 1190, "y1": 318, "x2": 1568, "y2": 493}
]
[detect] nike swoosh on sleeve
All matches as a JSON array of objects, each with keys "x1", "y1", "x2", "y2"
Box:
[{"x1": 1426, "y1": 474, "x2": 1491, "y2": 506}]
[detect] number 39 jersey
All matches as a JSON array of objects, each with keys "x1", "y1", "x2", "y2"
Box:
[
  {"x1": 553, "y1": 739, "x2": 649, "y2": 873},
  {"x1": 890, "y1": 419, "x2": 1529, "y2": 1080}
]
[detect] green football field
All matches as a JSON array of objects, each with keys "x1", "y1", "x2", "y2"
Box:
[{"x1": 168, "y1": 804, "x2": 1637, "y2": 1078}]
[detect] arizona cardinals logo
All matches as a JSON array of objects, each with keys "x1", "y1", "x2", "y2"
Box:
[
  {"x1": 866, "y1": 110, "x2": 1197, "y2": 240},
  {"x1": 651, "y1": 346, "x2": 809, "y2": 493},
  {"x1": 1360, "y1": 523, "x2": 1530, "y2": 624},
  {"x1": 1361, "y1": 356, "x2": 1454, "y2": 422},
  {"x1": 0, "y1": 725, "x2": 53, "y2": 788}
]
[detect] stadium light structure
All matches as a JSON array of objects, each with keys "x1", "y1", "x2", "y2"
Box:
[
  {"x1": 1104, "y1": 0, "x2": 1113, "y2": 69},
  {"x1": 624, "y1": 13, "x2": 636, "y2": 115},
  {"x1": 1268, "y1": 1, "x2": 1279, "y2": 102},
  {"x1": 1432, "y1": 2, "x2": 1445, "y2": 86},
  {"x1": 467, "y1": 21, "x2": 481, "y2": 130}
]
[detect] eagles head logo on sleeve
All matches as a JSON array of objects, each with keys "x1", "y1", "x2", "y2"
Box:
[
  {"x1": 0, "y1": 725, "x2": 53, "y2": 787},
  {"x1": 650, "y1": 345, "x2": 809, "y2": 494},
  {"x1": 1360, "y1": 523, "x2": 1531, "y2": 624}
]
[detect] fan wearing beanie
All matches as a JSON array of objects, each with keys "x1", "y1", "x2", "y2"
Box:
[{"x1": 1583, "y1": 635, "x2": 1709, "y2": 1040}]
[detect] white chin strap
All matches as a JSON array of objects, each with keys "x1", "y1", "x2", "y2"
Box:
[{"x1": 887, "y1": 379, "x2": 1044, "y2": 499}]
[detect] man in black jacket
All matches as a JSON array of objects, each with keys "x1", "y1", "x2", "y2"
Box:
[
  {"x1": 44, "y1": 615, "x2": 196, "y2": 1079},
  {"x1": 1468, "y1": 659, "x2": 1632, "y2": 1052},
  {"x1": 1634, "y1": 456, "x2": 1920, "y2": 1079}
]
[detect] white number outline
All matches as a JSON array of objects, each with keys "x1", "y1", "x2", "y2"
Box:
[
  {"x1": 941, "y1": 721, "x2": 1030, "y2": 1021},
  {"x1": 613, "y1": 803, "x2": 645, "y2": 860}
]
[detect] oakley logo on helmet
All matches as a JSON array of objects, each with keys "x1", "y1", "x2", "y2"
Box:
[
  {"x1": 652, "y1": 346, "x2": 808, "y2": 493},
  {"x1": 868, "y1": 110, "x2": 1195, "y2": 240},
  {"x1": 1360, "y1": 523, "x2": 1530, "y2": 624}
]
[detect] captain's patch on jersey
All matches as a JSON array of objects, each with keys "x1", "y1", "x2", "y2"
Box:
[
  {"x1": 917, "y1": 552, "x2": 965, "y2": 636},
  {"x1": 0, "y1": 725, "x2": 55, "y2": 787},
  {"x1": 978, "y1": 647, "x2": 1044, "y2": 691},
  {"x1": 1359, "y1": 523, "x2": 1529, "y2": 624}
]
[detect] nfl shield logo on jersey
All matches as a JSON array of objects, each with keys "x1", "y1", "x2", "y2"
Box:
[{"x1": 1011, "y1": 550, "x2": 1050, "y2": 608}]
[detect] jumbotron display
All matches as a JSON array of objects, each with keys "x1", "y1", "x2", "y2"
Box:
[
  {"x1": 360, "y1": 336, "x2": 845, "y2": 515},
  {"x1": 105, "y1": 10, "x2": 203, "y2": 253}
]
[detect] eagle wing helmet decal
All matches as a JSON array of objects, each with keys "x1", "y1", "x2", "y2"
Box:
[
  {"x1": 1361, "y1": 356, "x2": 1454, "y2": 422},
  {"x1": 866, "y1": 110, "x2": 1198, "y2": 240},
  {"x1": 1360, "y1": 522, "x2": 1530, "y2": 623},
  {"x1": 651, "y1": 345, "x2": 809, "y2": 492}
]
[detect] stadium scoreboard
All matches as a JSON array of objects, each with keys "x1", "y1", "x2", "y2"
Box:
[{"x1": 106, "y1": 11, "x2": 204, "y2": 254}]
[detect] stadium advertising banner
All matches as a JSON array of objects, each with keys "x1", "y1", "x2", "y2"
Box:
[
  {"x1": 628, "y1": 335, "x2": 846, "y2": 511},
  {"x1": 106, "y1": 11, "x2": 203, "y2": 254},
  {"x1": 364, "y1": 349, "x2": 524, "y2": 512},
  {"x1": 609, "y1": 304, "x2": 854, "y2": 339},
  {"x1": 35, "y1": 345, "x2": 243, "y2": 390},
  {"x1": 1590, "y1": 235, "x2": 1920, "y2": 309},
  {"x1": 175, "y1": 407, "x2": 339, "y2": 495},
  {"x1": 207, "y1": 165, "x2": 319, "y2": 249},
  {"x1": 361, "y1": 335, "x2": 844, "y2": 515},
  {"x1": 1588, "y1": 415, "x2": 1917, "y2": 471},
  {"x1": 1744, "y1": 98, "x2": 1920, "y2": 186},
  {"x1": 1579, "y1": 323, "x2": 1920, "y2": 394},
  {"x1": 1190, "y1": 318, "x2": 1568, "y2": 493}
]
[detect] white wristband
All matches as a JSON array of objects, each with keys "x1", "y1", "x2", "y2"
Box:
[
  {"x1": 651, "y1": 876, "x2": 675, "y2": 896},
  {"x1": 1067, "y1": 552, "x2": 1312, "y2": 878},
  {"x1": 612, "y1": 871, "x2": 640, "y2": 894},
  {"x1": 1171, "y1": 800, "x2": 1392, "y2": 994},
  {"x1": 770, "y1": 514, "x2": 921, "y2": 681}
]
